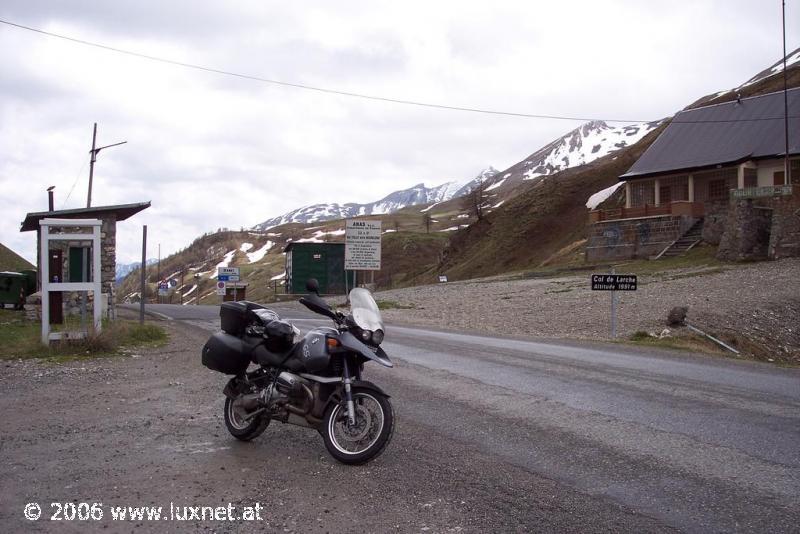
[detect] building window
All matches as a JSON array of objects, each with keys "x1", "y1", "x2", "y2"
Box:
[
  {"x1": 629, "y1": 180, "x2": 655, "y2": 207},
  {"x1": 743, "y1": 168, "x2": 758, "y2": 188},
  {"x1": 658, "y1": 175, "x2": 689, "y2": 203},
  {"x1": 708, "y1": 179, "x2": 728, "y2": 199},
  {"x1": 694, "y1": 168, "x2": 737, "y2": 202},
  {"x1": 773, "y1": 171, "x2": 785, "y2": 186}
]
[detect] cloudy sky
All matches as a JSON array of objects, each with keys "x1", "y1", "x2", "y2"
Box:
[{"x1": 1, "y1": 0, "x2": 797, "y2": 265}]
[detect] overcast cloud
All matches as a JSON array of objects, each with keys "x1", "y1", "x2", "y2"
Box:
[{"x1": 1, "y1": 0, "x2": 797, "y2": 264}]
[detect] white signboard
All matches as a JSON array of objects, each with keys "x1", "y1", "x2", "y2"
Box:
[
  {"x1": 218, "y1": 266, "x2": 239, "y2": 277},
  {"x1": 345, "y1": 219, "x2": 381, "y2": 270}
]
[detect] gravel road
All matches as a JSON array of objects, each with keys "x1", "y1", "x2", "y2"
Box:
[
  {"x1": 375, "y1": 257, "x2": 800, "y2": 364},
  {"x1": 0, "y1": 318, "x2": 674, "y2": 533}
]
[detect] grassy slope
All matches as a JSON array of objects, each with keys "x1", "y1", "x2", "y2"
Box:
[{"x1": 0, "y1": 243, "x2": 35, "y2": 272}]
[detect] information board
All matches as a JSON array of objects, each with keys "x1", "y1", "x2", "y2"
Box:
[{"x1": 345, "y1": 220, "x2": 381, "y2": 270}]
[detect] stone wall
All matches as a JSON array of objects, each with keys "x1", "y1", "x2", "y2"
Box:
[
  {"x1": 716, "y1": 189, "x2": 800, "y2": 261},
  {"x1": 701, "y1": 200, "x2": 729, "y2": 245},
  {"x1": 716, "y1": 201, "x2": 773, "y2": 261},
  {"x1": 766, "y1": 190, "x2": 800, "y2": 259},
  {"x1": 586, "y1": 215, "x2": 695, "y2": 262}
]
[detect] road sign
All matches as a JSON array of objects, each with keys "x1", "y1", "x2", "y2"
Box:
[
  {"x1": 345, "y1": 220, "x2": 381, "y2": 271},
  {"x1": 218, "y1": 267, "x2": 239, "y2": 277},
  {"x1": 591, "y1": 274, "x2": 637, "y2": 291},
  {"x1": 218, "y1": 274, "x2": 240, "y2": 282},
  {"x1": 216, "y1": 281, "x2": 226, "y2": 296}
]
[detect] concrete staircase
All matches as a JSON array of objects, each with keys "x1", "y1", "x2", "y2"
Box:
[{"x1": 653, "y1": 219, "x2": 705, "y2": 259}]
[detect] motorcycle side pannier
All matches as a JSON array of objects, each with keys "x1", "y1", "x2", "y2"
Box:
[
  {"x1": 202, "y1": 332, "x2": 250, "y2": 375},
  {"x1": 220, "y1": 301, "x2": 269, "y2": 337}
]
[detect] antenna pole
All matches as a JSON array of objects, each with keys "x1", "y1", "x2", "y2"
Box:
[
  {"x1": 782, "y1": 0, "x2": 790, "y2": 185},
  {"x1": 87, "y1": 123, "x2": 97, "y2": 207}
]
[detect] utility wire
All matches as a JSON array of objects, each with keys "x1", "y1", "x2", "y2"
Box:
[
  {"x1": 0, "y1": 18, "x2": 649, "y2": 123},
  {"x1": 61, "y1": 155, "x2": 89, "y2": 209},
  {"x1": 0, "y1": 18, "x2": 796, "y2": 125}
]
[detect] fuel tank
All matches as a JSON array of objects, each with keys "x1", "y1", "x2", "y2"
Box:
[{"x1": 292, "y1": 327, "x2": 337, "y2": 373}]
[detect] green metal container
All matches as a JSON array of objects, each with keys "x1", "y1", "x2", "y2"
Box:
[
  {"x1": 285, "y1": 243, "x2": 355, "y2": 294},
  {"x1": 0, "y1": 271, "x2": 27, "y2": 309}
]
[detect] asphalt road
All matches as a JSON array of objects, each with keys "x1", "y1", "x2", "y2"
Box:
[
  {"x1": 136, "y1": 302, "x2": 800, "y2": 532},
  {"x1": 2, "y1": 302, "x2": 797, "y2": 532}
]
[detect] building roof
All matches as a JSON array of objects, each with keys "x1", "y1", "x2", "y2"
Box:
[
  {"x1": 284, "y1": 241, "x2": 344, "y2": 253},
  {"x1": 621, "y1": 88, "x2": 800, "y2": 180},
  {"x1": 20, "y1": 201, "x2": 151, "y2": 232}
]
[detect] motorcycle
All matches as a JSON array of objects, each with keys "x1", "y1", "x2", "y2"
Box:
[{"x1": 201, "y1": 279, "x2": 394, "y2": 464}]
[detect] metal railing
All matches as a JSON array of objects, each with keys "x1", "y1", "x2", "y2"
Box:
[{"x1": 591, "y1": 201, "x2": 704, "y2": 223}]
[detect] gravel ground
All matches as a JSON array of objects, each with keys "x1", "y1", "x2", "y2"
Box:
[{"x1": 375, "y1": 258, "x2": 800, "y2": 364}]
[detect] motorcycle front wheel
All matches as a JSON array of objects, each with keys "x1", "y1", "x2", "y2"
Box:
[
  {"x1": 223, "y1": 396, "x2": 269, "y2": 441},
  {"x1": 321, "y1": 387, "x2": 394, "y2": 465}
]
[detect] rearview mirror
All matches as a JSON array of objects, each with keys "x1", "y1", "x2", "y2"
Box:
[{"x1": 306, "y1": 278, "x2": 320, "y2": 295}]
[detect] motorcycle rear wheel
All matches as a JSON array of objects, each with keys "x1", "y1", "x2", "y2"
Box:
[
  {"x1": 321, "y1": 388, "x2": 394, "y2": 465},
  {"x1": 223, "y1": 396, "x2": 269, "y2": 441}
]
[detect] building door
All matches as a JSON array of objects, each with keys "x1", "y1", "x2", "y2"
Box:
[{"x1": 48, "y1": 249, "x2": 64, "y2": 324}]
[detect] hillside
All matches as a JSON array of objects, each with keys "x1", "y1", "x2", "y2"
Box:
[
  {"x1": 435, "y1": 125, "x2": 667, "y2": 280},
  {"x1": 0, "y1": 243, "x2": 35, "y2": 272}
]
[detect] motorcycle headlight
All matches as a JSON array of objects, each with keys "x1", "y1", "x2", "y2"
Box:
[
  {"x1": 372, "y1": 329, "x2": 384, "y2": 345},
  {"x1": 360, "y1": 329, "x2": 372, "y2": 342}
]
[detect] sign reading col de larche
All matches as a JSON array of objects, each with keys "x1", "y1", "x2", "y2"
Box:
[
  {"x1": 345, "y1": 219, "x2": 381, "y2": 270},
  {"x1": 591, "y1": 274, "x2": 637, "y2": 291}
]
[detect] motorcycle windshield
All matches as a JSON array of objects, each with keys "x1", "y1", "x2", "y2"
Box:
[{"x1": 350, "y1": 288, "x2": 384, "y2": 333}]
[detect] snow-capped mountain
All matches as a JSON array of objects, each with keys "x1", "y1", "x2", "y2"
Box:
[
  {"x1": 116, "y1": 259, "x2": 157, "y2": 282},
  {"x1": 252, "y1": 168, "x2": 497, "y2": 230},
  {"x1": 478, "y1": 120, "x2": 661, "y2": 195},
  {"x1": 700, "y1": 45, "x2": 800, "y2": 105}
]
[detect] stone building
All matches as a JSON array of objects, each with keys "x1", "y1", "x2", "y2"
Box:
[
  {"x1": 20, "y1": 202, "x2": 151, "y2": 302},
  {"x1": 587, "y1": 88, "x2": 799, "y2": 262}
]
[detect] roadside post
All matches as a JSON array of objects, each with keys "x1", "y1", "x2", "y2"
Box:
[
  {"x1": 591, "y1": 270, "x2": 637, "y2": 338},
  {"x1": 345, "y1": 219, "x2": 381, "y2": 290},
  {"x1": 140, "y1": 225, "x2": 146, "y2": 324}
]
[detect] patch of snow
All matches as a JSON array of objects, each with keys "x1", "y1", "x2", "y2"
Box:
[
  {"x1": 586, "y1": 182, "x2": 625, "y2": 210},
  {"x1": 485, "y1": 177, "x2": 507, "y2": 192},
  {"x1": 492, "y1": 200, "x2": 505, "y2": 209},
  {"x1": 383, "y1": 229, "x2": 397, "y2": 234},
  {"x1": 270, "y1": 271, "x2": 286, "y2": 281},
  {"x1": 456, "y1": 213, "x2": 469, "y2": 219},
  {"x1": 503, "y1": 173, "x2": 511, "y2": 178},
  {"x1": 182, "y1": 285, "x2": 197, "y2": 297},
  {"x1": 240, "y1": 242, "x2": 253, "y2": 252},
  {"x1": 294, "y1": 237, "x2": 324, "y2": 243},
  {"x1": 210, "y1": 250, "x2": 236, "y2": 278},
  {"x1": 439, "y1": 226, "x2": 461, "y2": 232},
  {"x1": 247, "y1": 241, "x2": 274, "y2": 263},
  {"x1": 420, "y1": 202, "x2": 443, "y2": 213}
]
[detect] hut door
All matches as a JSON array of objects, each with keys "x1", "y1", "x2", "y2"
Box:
[{"x1": 48, "y1": 249, "x2": 64, "y2": 324}]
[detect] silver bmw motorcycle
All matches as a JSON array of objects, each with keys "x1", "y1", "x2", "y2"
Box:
[{"x1": 201, "y1": 279, "x2": 394, "y2": 464}]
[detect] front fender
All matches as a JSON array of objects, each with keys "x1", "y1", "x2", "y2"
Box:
[{"x1": 339, "y1": 331, "x2": 393, "y2": 368}]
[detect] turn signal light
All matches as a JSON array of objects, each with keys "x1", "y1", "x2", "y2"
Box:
[{"x1": 326, "y1": 338, "x2": 341, "y2": 349}]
